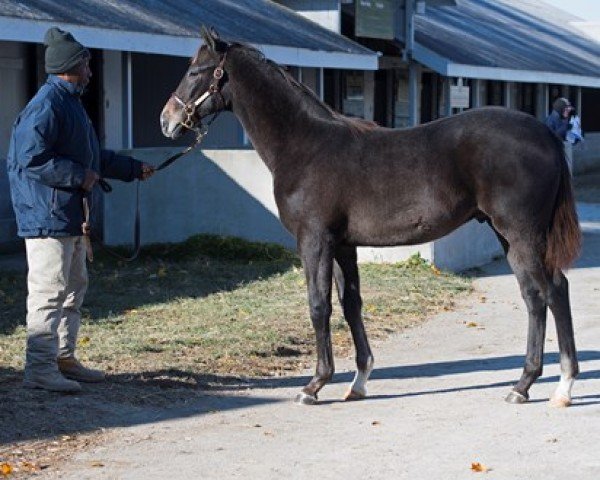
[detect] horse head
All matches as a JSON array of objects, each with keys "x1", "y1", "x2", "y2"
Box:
[{"x1": 160, "y1": 26, "x2": 231, "y2": 139}]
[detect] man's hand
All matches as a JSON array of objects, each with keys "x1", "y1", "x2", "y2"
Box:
[
  {"x1": 140, "y1": 163, "x2": 155, "y2": 181},
  {"x1": 82, "y1": 169, "x2": 99, "y2": 191}
]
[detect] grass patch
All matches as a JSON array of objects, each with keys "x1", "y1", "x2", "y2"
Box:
[{"x1": 1, "y1": 236, "x2": 471, "y2": 378}]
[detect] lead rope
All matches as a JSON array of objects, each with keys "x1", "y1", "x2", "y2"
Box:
[
  {"x1": 82, "y1": 180, "x2": 140, "y2": 263},
  {"x1": 82, "y1": 114, "x2": 219, "y2": 263}
]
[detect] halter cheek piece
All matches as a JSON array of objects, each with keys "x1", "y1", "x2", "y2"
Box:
[{"x1": 172, "y1": 53, "x2": 227, "y2": 130}]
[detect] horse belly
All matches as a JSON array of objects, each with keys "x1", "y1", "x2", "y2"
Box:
[{"x1": 345, "y1": 205, "x2": 473, "y2": 247}]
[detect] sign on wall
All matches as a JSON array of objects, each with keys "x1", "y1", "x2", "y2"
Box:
[
  {"x1": 355, "y1": 0, "x2": 403, "y2": 40},
  {"x1": 355, "y1": 1, "x2": 457, "y2": 40},
  {"x1": 450, "y1": 85, "x2": 470, "y2": 108}
]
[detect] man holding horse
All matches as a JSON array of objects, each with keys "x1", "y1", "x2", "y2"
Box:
[{"x1": 7, "y1": 27, "x2": 155, "y2": 392}]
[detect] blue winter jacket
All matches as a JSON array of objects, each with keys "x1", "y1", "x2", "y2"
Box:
[
  {"x1": 7, "y1": 75, "x2": 142, "y2": 238},
  {"x1": 545, "y1": 110, "x2": 570, "y2": 141}
]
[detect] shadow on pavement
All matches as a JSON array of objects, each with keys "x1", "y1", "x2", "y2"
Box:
[{"x1": 0, "y1": 366, "x2": 283, "y2": 446}]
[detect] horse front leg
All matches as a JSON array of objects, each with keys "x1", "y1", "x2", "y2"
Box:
[
  {"x1": 333, "y1": 246, "x2": 374, "y2": 401},
  {"x1": 295, "y1": 234, "x2": 335, "y2": 405}
]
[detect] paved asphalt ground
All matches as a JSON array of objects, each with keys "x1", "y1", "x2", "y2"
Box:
[{"x1": 39, "y1": 203, "x2": 600, "y2": 479}]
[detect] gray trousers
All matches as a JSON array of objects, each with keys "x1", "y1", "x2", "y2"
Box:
[{"x1": 25, "y1": 236, "x2": 88, "y2": 371}]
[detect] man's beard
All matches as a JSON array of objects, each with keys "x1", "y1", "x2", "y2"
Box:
[{"x1": 76, "y1": 81, "x2": 88, "y2": 96}]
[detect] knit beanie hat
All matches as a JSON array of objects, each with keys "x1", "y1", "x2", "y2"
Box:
[{"x1": 44, "y1": 27, "x2": 90, "y2": 74}]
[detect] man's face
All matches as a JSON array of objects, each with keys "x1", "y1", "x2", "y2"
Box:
[
  {"x1": 74, "y1": 58, "x2": 92, "y2": 89},
  {"x1": 562, "y1": 105, "x2": 573, "y2": 118}
]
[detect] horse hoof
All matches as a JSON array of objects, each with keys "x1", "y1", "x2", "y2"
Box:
[
  {"x1": 505, "y1": 390, "x2": 529, "y2": 404},
  {"x1": 549, "y1": 395, "x2": 571, "y2": 408},
  {"x1": 344, "y1": 389, "x2": 366, "y2": 401},
  {"x1": 295, "y1": 392, "x2": 318, "y2": 405}
]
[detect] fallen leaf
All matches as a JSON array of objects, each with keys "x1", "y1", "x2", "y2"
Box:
[
  {"x1": 19, "y1": 462, "x2": 40, "y2": 472},
  {"x1": 480, "y1": 296, "x2": 487, "y2": 303},
  {"x1": 431, "y1": 265, "x2": 441, "y2": 275},
  {"x1": 90, "y1": 461, "x2": 104, "y2": 468},
  {"x1": 466, "y1": 322, "x2": 478, "y2": 328},
  {"x1": 1, "y1": 462, "x2": 13, "y2": 475},
  {"x1": 471, "y1": 462, "x2": 491, "y2": 473},
  {"x1": 371, "y1": 421, "x2": 381, "y2": 426},
  {"x1": 78, "y1": 336, "x2": 91, "y2": 347}
]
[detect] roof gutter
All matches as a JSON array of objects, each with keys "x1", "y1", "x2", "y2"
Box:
[
  {"x1": 413, "y1": 43, "x2": 600, "y2": 88},
  {"x1": 0, "y1": 16, "x2": 378, "y2": 70}
]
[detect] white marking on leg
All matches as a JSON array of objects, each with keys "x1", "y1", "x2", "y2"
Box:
[
  {"x1": 554, "y1": 375, "x2": 574, "y2": 400},
  {"x1": 550, "y1": 375, "x2": 574, "y2": 407},
  {"x1": 348, "y1": 356, "x2": 374, "y2": 397}
]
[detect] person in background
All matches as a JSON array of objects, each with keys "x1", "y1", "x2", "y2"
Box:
[
  {"x1": 545, "y1": 97, "x2": 573, "y2": 141},
  {"x1": 546, "y1": 97, "x2": 575, "y2": 173},
  {"x1": 7, "y1": 27, "x2": 155, "y2": 393}
]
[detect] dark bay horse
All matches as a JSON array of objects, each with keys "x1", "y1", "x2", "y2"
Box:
[{"x1": 161, "y1": 29, "x2": 582, "y2": 407}]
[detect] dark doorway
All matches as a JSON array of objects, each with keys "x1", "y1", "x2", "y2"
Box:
[
  {"x1": 581, "y1": 87, "x2": 600, "y2": 132},
  {"x1": 373, "y1": 69, "x2": 389, "y2": 126},
  {"x1": 420, "y1": 72, "x2": 437, "y2": 123},
  {"x1": 81, "y1": 49, "x2": 104, "y2": 143}
]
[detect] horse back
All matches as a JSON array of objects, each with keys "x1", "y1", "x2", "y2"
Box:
[{"x1": 275, "y1": 108, "x2": 562, "y2": 247}]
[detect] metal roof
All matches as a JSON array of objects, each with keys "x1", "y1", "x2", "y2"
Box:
[
  {"x1": 414, "y1": 0, "x2": 600, "y2": 87},
  {"x1": 0, "y1": 0, "x2": 378, "y2": 69}
]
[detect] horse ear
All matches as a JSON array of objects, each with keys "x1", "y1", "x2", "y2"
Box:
[
  {"x1": 209, "y1": 27, "x2": 228, "y2": 54},
  {"x1": 200, "y1": 25, "x2": 216, "y2": 52}
]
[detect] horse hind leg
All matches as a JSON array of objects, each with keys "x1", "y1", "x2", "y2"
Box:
[
  {"x1": 547, "y1": 271, "x2": 579, "y2": 407},
  {"x1": 503, "y1": 240, "x2": 550, "y2": 404},
  {"x1": 333, "y1": 246, "x2": 374, "y2": 401}
]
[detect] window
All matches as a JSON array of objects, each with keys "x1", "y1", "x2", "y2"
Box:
[{"x1": 342, "y1": 70, "x2": 364, "y2": 118}]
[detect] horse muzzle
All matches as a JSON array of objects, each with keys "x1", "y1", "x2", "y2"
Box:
[{"x1": 160, "y1": 106, "x2": 184, "y2": 139}]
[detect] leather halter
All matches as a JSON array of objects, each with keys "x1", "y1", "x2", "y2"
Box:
[{"x1": 172, "y1": 53, "x2": 227, "y2": 130}]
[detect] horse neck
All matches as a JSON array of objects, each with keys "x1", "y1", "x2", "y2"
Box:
[{"x1": 227, "y1": 49, "x2": 321, "y2": 172}]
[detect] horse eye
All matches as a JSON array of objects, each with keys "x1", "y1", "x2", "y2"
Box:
[{"x1": 188, "y1": 65, "x2": 213, "y2": 77}]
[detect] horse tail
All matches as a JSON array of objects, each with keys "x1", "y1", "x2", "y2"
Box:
[{"x1": 545, "y1": 140, "x2": 582, "y2": 272}]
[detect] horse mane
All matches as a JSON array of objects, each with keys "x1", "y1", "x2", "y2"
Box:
[{"x1": 228, "y1": 43, "x2": 379, "y2": 135}]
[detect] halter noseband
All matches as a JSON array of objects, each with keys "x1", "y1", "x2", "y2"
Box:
[{"x1": 172, "y1": 52, "x2": 227, "y2": 130}]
